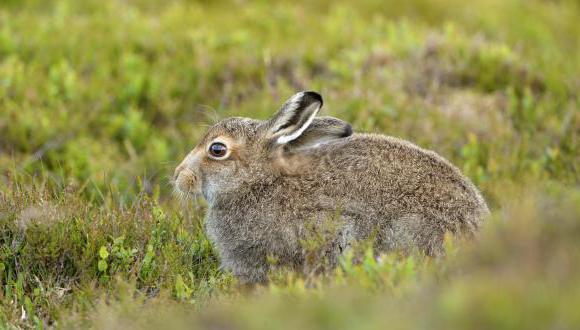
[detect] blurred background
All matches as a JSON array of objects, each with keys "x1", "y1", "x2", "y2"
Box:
[
  {"x1": 0, "y1": 0, "x2": 578, "y2": 328},
  {"x1": 1, "y1": 0, "x2": 578, "y2": 200}
]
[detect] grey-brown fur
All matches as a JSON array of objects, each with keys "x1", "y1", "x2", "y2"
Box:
[{"x1": 174, "y1": 91, "x2": 489, "y2": 284}]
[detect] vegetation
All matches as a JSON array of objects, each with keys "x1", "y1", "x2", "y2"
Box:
[{"x1": 0, "y1": 0, "x2": 578, "y2": 328}]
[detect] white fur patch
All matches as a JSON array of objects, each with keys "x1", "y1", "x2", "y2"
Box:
[
  {"x1": 276, "y1": 102, "x2": 320, "y2": 144},
  {"x1": 289, "y1": 91, "x2": 305, "y2": 103},
  {"x1": 271, "y1": 94, "x2": 302, "y2": 132}
]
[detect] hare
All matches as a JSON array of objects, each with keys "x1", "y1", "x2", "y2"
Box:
[{"x1": 174, "y1": 91, "x2": 489, "y2": 284}]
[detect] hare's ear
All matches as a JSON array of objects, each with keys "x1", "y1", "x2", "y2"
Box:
[
  {"x1": 267, "y1": 91, "x2": 323, "y2": 144},
  {"x1": 288, "y1": 116, "x2": 352, "y2": 149}
]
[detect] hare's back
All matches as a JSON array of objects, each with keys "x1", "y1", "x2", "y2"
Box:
[
  {"x1": 335, "y1": 133, "x2": 463, "y2": 176},
  {"x1": 325, "y1": 133, "x2": 488, "y2": 217}
]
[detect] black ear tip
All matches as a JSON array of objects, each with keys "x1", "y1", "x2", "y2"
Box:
[
  {"x1": 342, "y1": 123, "x2": 353, "y2": 137},
  {"x1": 302, "y1": 91, "x2": 323, "y2": 107}
]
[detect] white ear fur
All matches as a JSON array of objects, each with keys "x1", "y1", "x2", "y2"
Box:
[
  {"x1": 276, "y1": 102, "x2": 320, "y2": 144},
  {"x1": 269, "y1": 91, "x2": 323, "y2": 145}
]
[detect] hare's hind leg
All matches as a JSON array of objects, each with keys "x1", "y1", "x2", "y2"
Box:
[{"x1": 377, "y1": 214, "x2": 445, "y2": 256}]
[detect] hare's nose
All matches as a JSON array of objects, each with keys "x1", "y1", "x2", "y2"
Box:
[
  {"x1": 173, "y1": 163, "x2": 185, "y2": 181},
  {"x1": 175, "y1": 168, "x2": 198, "y2": 194}
]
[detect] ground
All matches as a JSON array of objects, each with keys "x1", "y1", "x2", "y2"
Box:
[{"x1": 0, "y1": 0, "x2": 579, "y2": 328}]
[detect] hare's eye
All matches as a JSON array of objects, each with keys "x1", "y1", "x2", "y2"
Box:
[{"x1": 208, "y1": 142, "x2": 228, "y2": 159}]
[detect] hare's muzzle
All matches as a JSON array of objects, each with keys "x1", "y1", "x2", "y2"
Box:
[{"x1": 173, "y1": 165, "x2": 198, "y2": 195}]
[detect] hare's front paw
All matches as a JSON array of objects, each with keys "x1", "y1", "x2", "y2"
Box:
[{"x1": 231, "y1": 265, "x2": 268, "y2": 285}]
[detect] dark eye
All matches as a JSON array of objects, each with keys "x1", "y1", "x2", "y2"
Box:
[{"x1": 208, "y1": 142, "x2": 228, "y2": 159}]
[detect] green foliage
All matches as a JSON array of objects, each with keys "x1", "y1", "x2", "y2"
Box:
[{"x1": 0, "y1": 0, "x2": 578, "y2": 328}]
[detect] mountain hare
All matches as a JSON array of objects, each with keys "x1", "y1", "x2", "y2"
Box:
[{"x1": 174, "y1": 91, "x2": 489, "y2": 283}]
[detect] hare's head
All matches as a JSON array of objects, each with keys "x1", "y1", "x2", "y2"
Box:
[{"x1": 173, "y1": 91, "x2": 352, "y2": 202}]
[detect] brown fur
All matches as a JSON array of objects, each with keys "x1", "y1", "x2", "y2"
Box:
[{"x1": 174, "y1": 91, "x2": 489, "y2": 283}]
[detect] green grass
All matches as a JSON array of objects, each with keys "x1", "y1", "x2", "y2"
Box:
[{"x1": 0, "y1": 0, "x2": 579, "y2": 328}]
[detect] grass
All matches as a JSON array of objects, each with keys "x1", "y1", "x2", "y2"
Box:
[{"x1": 0, "y1": 0, "x2": 579, "y2": 328}]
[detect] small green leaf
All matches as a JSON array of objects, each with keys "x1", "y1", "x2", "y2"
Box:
[
  {"x1": 99, "y1": 246, "x2": 109, "y2": 259},
  {"x1": 98, "y1": 260, "x2": 108, "y2": 272},
  {"x1": 174, "y1": 274, "x2": 192, "y2": 300}
]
